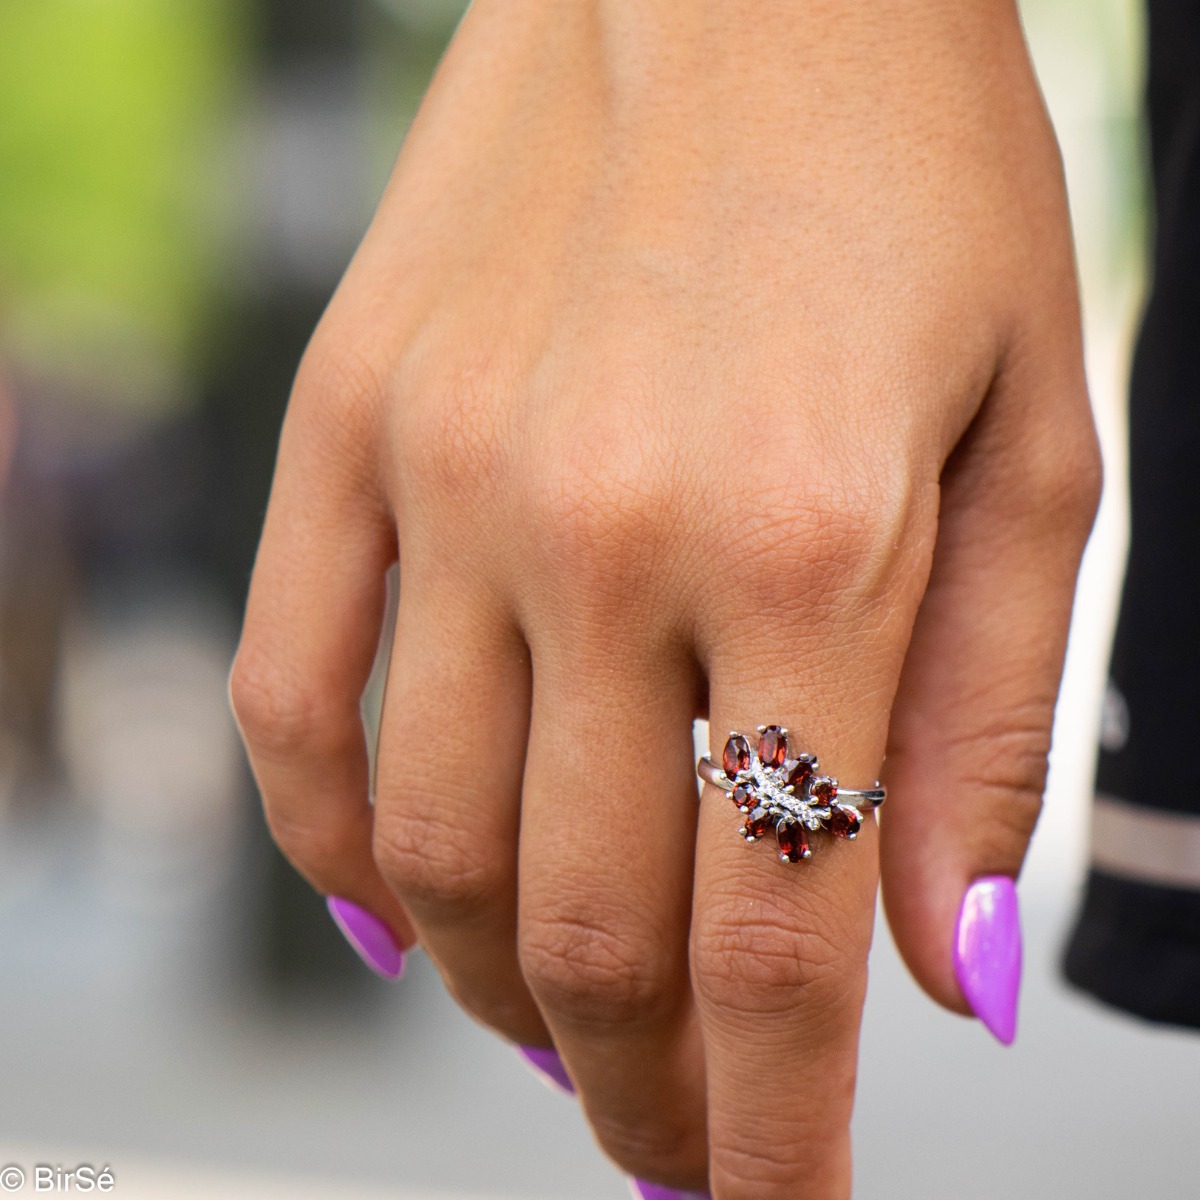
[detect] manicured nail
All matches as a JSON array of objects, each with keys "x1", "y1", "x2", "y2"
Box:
[
  {"x1": 953, "y1": 875, "x2": 1021, "y2": 1045},
  {"x1": 326, "y1": 896, "x2": 406, "y2": 979},
  {"x1": 516, "y1": 1045, "x2": 575, "y2": 1095},
  {"x1": 629, "y1": 1181, "x2": 711, "y2": 1200}
]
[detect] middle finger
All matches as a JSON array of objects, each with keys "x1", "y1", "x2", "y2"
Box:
[{"x1": 517, "y1": 623, "x2": 710, "y2": 1190}]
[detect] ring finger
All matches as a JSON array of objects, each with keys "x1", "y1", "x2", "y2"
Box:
[{"x1": 691, "y1": 622, "x2": 902, "y2": 1199}]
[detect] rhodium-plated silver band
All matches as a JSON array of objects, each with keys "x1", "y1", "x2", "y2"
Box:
[{"x1": 697, "y1": 755, "x2": 886, "y2": 809}]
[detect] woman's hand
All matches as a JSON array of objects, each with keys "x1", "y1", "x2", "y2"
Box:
[{"x1": 231, "y1": 0, "x2": 1100, "y2": 1194}]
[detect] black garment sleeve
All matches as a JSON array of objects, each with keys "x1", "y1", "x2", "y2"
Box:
[{"x1": 1062, "y1": 0, "x2": 1200, "y2": 1028}]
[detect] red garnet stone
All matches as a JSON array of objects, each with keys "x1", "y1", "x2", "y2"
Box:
[
  {"x1": 809, "y1": 777, "x2": 838, "y2": 806},
  {"x1": 829, "y1": 805, "x2": 861, "y2": 839},
  {"x1": 730, "y1": 783, "x2": 756, "y2": 812},
  {"x1": 758, "y1": 725, "x2": 788, "y2": 769},
  {"x1": 742, "y1": 807, "x2": 774, "y2": 840},
  {"x1": 722, "y1": 735, "x2": 751, "y2": 779},
  {"x1": 787, "y1": 755, "x2": 815, "y2": 790},
  {"x1": 776, "y1": 818, "x2": 811, "y2": 862}
]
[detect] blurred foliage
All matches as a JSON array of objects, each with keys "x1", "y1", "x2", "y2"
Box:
[
  {"x1": 363, "y1": 0, "x2": 465, "y2": 189},
  {"x1": 1020, "y1": 0, "x2": 1147, "y2": 299},
  {"x1": 0, "y1": 0, "x2": 245, "y2": 409}
]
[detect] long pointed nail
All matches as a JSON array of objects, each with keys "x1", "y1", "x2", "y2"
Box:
[
  {"x1": 629, "y1": 1181, "x2": 711, "y2": 1200},
  {"x1": 953, "y1": 875, "x2": 1021, "y2": 1045},
  {"x1": 516, "y1": 1045, "x2": 575, "y2": 1095},
  {"x1": 326, "y1": 896, "x2": 406, "y2": 979}
]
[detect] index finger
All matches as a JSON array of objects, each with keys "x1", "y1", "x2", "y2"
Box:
[{"x1": 230, "y1": 364, "x2": 416, "y2": 954}]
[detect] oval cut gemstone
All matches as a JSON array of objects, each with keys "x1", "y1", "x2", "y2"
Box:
[
  {"x1": 809, "y1": 777, "x2": 838, "y2": 807},
  {"x1": 786, "y1": 755, "x2": 815, "y2": 791},
  {"x1": 758, "y1": 725, "x2": 788, "y2": 769},
  {"x1": 776, "y1": 818, "x2": 811, "y2": 862},
  {"x1": 829, "y1": 805, "x2": 861, "y2": 839},
  {"x1": 731, "y1": 783, "x2": 756, "y2": 812},
  {"x1": 722, "y1": 735, "x2": 751, "y2": 779},
  {"x1": 742, "y1": 807, "x2": 774, "y2": 840}
]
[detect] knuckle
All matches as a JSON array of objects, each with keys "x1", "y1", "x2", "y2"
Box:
[
  {"x1": 587, "y1": 1110, "x2": 705, "y2": 1185},
  {"x1": 229, "y1": 647, "x2": 330, "y2": 756},
  {"x1": 394, "y1": 358, "x2": 512, "y2": 504},
  {"x1": 372, "y1": 804, "x2": 506, "y2": 918},
  {"x1": 889, "y1": 694, "x2": 1054, "y2": 874},
  {"x1": 719, "y1": 467, "x2": 927, "y2": 617},
  {"x1": 710, "y1": 1135, "x2": 823, "y2": 1197},
  {"x1": 692, "y1": 905, "x2": 858, "y2": 1022},
  {"x1": 519, "y1": 904, "x2": 673, "y2": 1030},
  {"x1": 292, "y1": 339, "x2": 390, "y2": 478},
  {"x1": 1010, "y1": 420, "x2": 1104, "y2": 542},
  {"x1": 526, "y1": 430, "x2": 682, "y2": 598},
  {"x1": 1057, "y1": 438, "x2": 1104, "y2": 534},
  {"x1": 953, "y1": 713, "x2": 1051, "y2": 852}
]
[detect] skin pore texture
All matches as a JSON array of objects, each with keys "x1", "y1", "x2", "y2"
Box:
[{"x1": 231, "y1": 1, "x2": 1102, "y2": 1195}]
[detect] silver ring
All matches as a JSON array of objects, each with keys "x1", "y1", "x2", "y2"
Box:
[{"x1": 697, "y1": 724, "x2": 885, "y2": 863}]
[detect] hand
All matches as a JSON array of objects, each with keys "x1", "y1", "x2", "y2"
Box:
[{"x1": 231, "y1": 0, "x2": 1101, "y2": 1194}]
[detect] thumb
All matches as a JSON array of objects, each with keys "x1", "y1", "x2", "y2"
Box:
[{"x1": 881, "y1": 342, "x2": 1101, "y2": 1044}]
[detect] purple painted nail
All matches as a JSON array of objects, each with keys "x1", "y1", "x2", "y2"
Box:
[
  {"x1": 629, "y1": 1181, "x2": 711, "y2": 1200},
  {"x1": 516, "y1": 1045, "x2": 575, "y2": 1095},
  {"x1": 326, "y1": 896, "x2": 406, "y2": 980},
  {"x1": 953, "y1": 875, "x2": 1021, "y2": 1045}
]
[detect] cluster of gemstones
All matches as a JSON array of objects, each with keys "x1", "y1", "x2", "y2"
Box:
[{"x1": 721, "y1": 725, "x2": 862, "y2": 862}]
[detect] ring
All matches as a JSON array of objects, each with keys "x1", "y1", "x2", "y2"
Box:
[{"x1": 697, "y1": 724, "x2": 885, "y2": 863}]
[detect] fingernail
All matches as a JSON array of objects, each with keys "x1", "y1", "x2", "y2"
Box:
[
  {"x1": 516, "y1": 1045, "x2": 575, "y2": 1095},
  {"x1": 326, "y1": 896, "x2": 406, "y2": 980},
  {"x1": 629, "y1": 1181, "x2": 711, "y2": 1200},
  {"x1": 953, "y1": 875, "x2": 1021, "y2": 1045}
]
